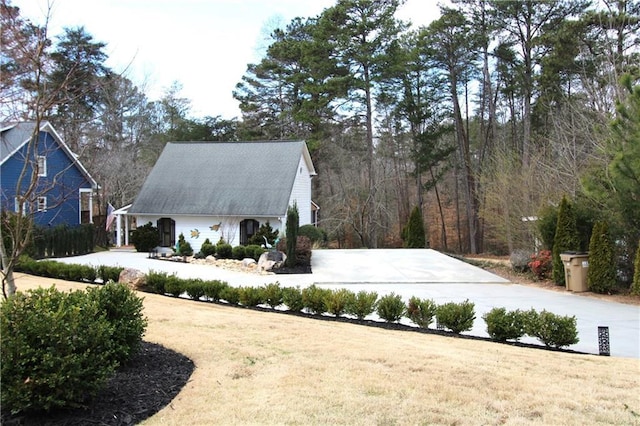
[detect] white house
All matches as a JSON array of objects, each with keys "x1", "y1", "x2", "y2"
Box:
[{"x1": 127, "y1": 140, "x2": 317, "y2": 252}]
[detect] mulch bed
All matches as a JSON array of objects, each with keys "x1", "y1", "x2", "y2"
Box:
[{"x1": 1, "y1": 341, "x2": 195, "y2": 426}]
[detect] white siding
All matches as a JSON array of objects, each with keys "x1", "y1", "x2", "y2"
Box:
[
  {"x1": 287, "y1": 156, "x2": 313, "y2": 228},
  {"x1": 134, "y1": 214, "x2": 283, "y2": 253}
]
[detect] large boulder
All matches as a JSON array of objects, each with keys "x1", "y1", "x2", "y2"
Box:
[
  {"x1": 118, "y1": 268, "x2": 146, "y2": 291},
  {"x1": 257, "y1": 251, "x2": 286, "y2": 271}
]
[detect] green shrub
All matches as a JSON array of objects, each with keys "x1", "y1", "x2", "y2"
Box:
[
  {"x1": 221, "y1": 286, "x2": 240, "y2": 304},
  {"x1": 262, "y1": 282, "x2": 283, "y2": 308},
  {"x1": 298, "y1": 224, "x2": 325, "y2": 246},
  {"x1": 203, "y1": 280, "x2": 228, "y2": 302},
  {"x1": 200, "y1": 239, "x2": 216, "y2": 257},
  {"x1": 185, "y1": 278, "x2": 206, "y2": 301},
  {"x1": 86, "y1": 282, "x2": 147, "y2": 363},
  {"x1": 232, "y1": 245, "x2": 246, "y2": 260},
  {"x1": 216, "y1": 243, "x2": 233, "y2": 259},
  {"x1": 248, "y1": 221, "x2": 279, "y2": 247},
  {"x1": 587, "y1": 221, "x2": 617, "y2": 294},
  {"x1": 1, "y1": 287, "x2": 117, "y2": 414},
  {"x1": 406, "y1": 296, "x2": 437, "y2": 328},
  {"x1": 238, "y1": 286, "x2": 264, "y2": 307},
  {"x1": 324, "y1": 288, "x2": 355, "y2": 317},
  {"x1": 632, "y1": 241, "x2": 640, "y2": 296},
  {"x1": 346, "y1": 290, "x2": 378, "y2": 320},
  {"x1": 282, "y1": 286, "x2": 304, "y2": 312},
  {"x1": 97, "y1": 265, "x2": 124, "y2": 283},
  {"x1": 376, "y1": 293, "x2": 405, "y2": 323},
  {"x1": 302, "y1": 284, "x2": 330, "y2": 314},
  {"x1": 176, "y1": 233, "x2": 193, "y2": 257},
  {"x1": 525, "y1": 309, "x2": 579, "y2": 348},
  {"x1": 482, "y1": 307, "x2": 526, "y2": 342},
  {"x1": 436, "y1": 300, "x2": 476, "y2": 334},
  {"x1": 130, "y1": 222, "x2": 160, "y2": 252},
  {"x1": 245, "y1": 245, "x2": 266, "y2": 261},
  {"x1": 165, "y1": 275, "x2": 184, "y2": 297},
  {"x1": 145, "y1": 270, "x2": 169, "y2": 294}
]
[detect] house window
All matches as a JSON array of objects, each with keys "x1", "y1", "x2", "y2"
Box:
[
  {"x1": 37, "y1": 196, "x2": 47, "y2": 212},
  {"x1": 157, "y1": 218, "x2": 175, "y2": 248},
  {"x1": 37, "y1": 156, "x2": 47, "y2": 177},
  {"x1": 14, "y1": 197, "x2": 25, "y2": 215}
]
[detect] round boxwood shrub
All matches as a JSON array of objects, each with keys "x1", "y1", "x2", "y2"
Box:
[
  {"x1": 406, "y1": 296, "x2": 437, "y2": 328},
  {"x1": 216, "y1": 243, "x2": 233, "y2": 259},
  {"x1": 376, "y1": 293, "x2": 405, "y2": 323},
  {"x1": 525, "y1": 309, "x2": 579, "y2": 348},
  {"x1": 282, "y1": 286, "x2": 304, "y2": 312},
  {"x1": 1, "y1": 287, "x2": 118, "y2": 414},
  {"x1": 298, "y1": 224, "x2": 326, "y2": 246},
  {"x1": 86, "y1": 282, "x2": 147, "y2": 364},
  {"x1": 165, "y1": 275, "x2": 185, "y2": 297},
  {"x1": 324, "y1": 288, "x2": 355, "y2": 317},
  {"x1": 436, "y1": 300, "x2": 476, "y2": 334},
  {"x1": 302, "y1": 284, "x2": 331, "y2": 315},
  {"x1": 232, "y1": 245, "x2": 246, "y2": 260},
  {"x1": 262, "y1": 282, "x2": 283, "y2": 308},
  {"x1": 482, "y1": 307, "x2": 526, "y2": 342},
  {"x1": 346, "y1": 290, "x2": 378, "y2": 320}
]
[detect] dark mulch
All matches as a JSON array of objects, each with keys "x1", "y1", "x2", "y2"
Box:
[
  {"x1": 2, "y1": 341, "x2": 195, "y2": 426},
  {"x1": 271, "y1": 264, "x2": 312, "y2": 274}
]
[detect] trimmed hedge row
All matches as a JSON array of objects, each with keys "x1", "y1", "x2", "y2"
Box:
[
  {"x1": 14, "y1": 256, "x2": 123, "y2": 284},
  {"x1": 136, "y1": 275, "x2": 579, "y2": 349}
]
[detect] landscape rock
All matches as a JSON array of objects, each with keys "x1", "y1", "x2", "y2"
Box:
[
  {"x1": 119, "y1": 268, "x2": 147, "y2": 290},
  {"x1": 258, "y1": 251, "x2": 286, "y2": 271}
]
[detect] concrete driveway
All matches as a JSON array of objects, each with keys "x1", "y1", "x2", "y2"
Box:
[{"x1": 50, "y1": 248, "x2": 639, "y2": 359}]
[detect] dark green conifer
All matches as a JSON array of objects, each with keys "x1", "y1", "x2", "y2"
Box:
[
  {"x1": 552, "y1": 196, "x2": 580, "y2": 285},
  {"x1": 285, "y1": 203, "x2": 299, "y2": 268},
  {"x1": 404, "y1": 206, "x2": 426, "y2": 248},
  {"x1": 587, "y1": 221, "x2": 616, "y2": 294},
  {"x1": 631, "y1": 241, "x2": 640, "y2": 296}
]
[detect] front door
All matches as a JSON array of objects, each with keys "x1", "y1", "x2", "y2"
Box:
[
  {"x1": 240, "y1": 219, "x2": 259, "y2": 245},
  {"x1": 157, "y1": 218, "x2": 175, "y2": 247}
]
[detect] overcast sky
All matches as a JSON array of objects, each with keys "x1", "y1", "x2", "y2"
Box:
[{"x1": 15, "y1": 0, "x2": 444, "y2": 119}]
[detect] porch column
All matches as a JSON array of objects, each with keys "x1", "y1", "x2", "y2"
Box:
[{"x1": 116, "y1": 214, "x2": 122, "y2": 247}]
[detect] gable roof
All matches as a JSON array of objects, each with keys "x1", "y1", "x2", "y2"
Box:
[
  {"x1": 0, "y1": 121, "x2": 98, "y2": 189},
  {"x1": 128, "y1": 141, "x2": 315, "y2": 217}
]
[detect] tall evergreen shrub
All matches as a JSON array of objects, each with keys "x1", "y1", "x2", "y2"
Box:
[
  {"x1": 631, "y1": 241, "x2": 640, "y2": 295},
  {"x1": 285, "y1": 203, "x2": 299, "y2": 268},
  {"x1": 403, "y1": 206, "x2": 426, "y2": 248},
  {"x1": 587, "y1": 221, "x2": 617, "y2": 294},
  {"x1": 552, "y1": 196, "x2": 580, "y2": 285}
]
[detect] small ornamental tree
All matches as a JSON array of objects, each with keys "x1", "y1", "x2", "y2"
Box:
[
  {"x1": 176, "y1": 233, "x2": 193, "y2": 257},
  {"x1": 248, "y1": 222, "x2": 279, "y2": 247},
  {"x1": 552, "y1": 196, "x2": 580, "y2": 285},
  {"x1": 285, "y1": 203, "x2": 299, "y2": 268},
  {"x1": 632, "y1": 241, "x2": 640, "y2": 296},
  {"x1": 403, "y1": 206, "x2": 426, "y2": 248},
  {"x1": 587, "y1": 221, "x2": 617, "y2": 294}
]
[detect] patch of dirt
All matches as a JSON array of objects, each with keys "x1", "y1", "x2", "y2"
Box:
[{"x1": 1, "y1": 341, "x2": 195, "y2": 426}]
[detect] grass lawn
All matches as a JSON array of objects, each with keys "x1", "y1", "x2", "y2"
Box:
[{"x1": 11, "y1": 274, "x2": 640, "y2": 425}]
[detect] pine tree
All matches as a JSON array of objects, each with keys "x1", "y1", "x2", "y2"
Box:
[
  {"x1": 632, "y1": 241, "x2": 640, "y2": 296},
  {"x1": 587, "y1": 221, "x2": 616, "y2": 294},
  {"x1": 552, "y1": 196, "x2": 580, "y2": 285},
  {"x1": 404, "y1": 206, "x2": 426, "y2": 248}
]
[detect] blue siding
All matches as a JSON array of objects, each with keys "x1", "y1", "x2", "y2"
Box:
[{"x1": 0, "y1": 130, "x2": 92, "y2": 226}]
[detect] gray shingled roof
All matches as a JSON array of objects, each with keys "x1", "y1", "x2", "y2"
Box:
[
  {"x1": 129, "y1": 141, "x2": 313, "y2": 217},
  {"x1": 1, "y1": 122, "x2": 39, "y2": 163}
]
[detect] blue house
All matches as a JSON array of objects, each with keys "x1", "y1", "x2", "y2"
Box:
[{"x1": 1, "y1": 121, "x2": 98, "y2": 227}]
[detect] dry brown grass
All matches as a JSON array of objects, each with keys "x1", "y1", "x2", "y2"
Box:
[{"x1": 12, "y1": 274, "x2": 640, "y2": 426}]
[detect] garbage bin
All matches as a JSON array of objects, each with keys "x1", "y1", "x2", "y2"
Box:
[{"x1": 560, "y1": 252, "x2": 589, "y2": 292}]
